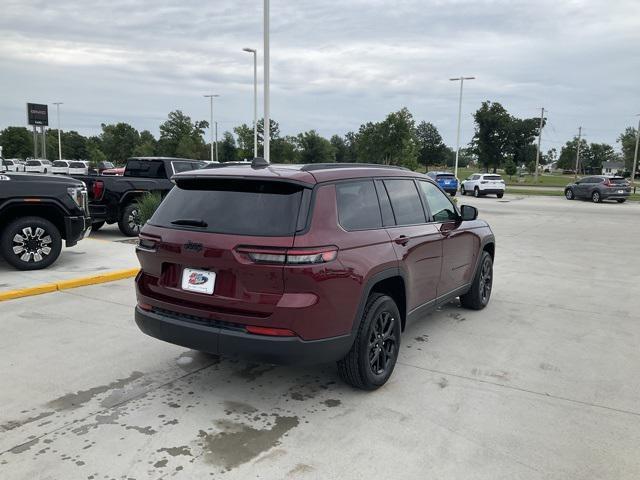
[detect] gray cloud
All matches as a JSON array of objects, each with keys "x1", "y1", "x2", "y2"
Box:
[{"x1": 0, "y1": 0, "x2": 638, "y2": 151}]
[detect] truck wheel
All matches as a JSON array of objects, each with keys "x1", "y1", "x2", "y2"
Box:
[
  {"x1": 118, "y1": 203, "x2": 141, "y2": 237},
  {"x1": 460, "y1": 251, "x2": 493, "y2": 310},
  {"x1": 337, "y1": 294, "x2": 401, "y2": 390},
  {"x1": 474, "y1": 187, "x2": 480, "y2": 197},
  {"x1": 1, "y1": 217, "x2": 62, "y2": 270}
]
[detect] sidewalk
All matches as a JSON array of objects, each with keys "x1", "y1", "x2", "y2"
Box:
[{"x1": 0, "y1": 236, "x2": 139, "y2": 300}]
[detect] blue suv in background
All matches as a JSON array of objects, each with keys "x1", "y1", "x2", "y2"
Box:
[{"x1": 426, "y1": 171, "x2": 459, "y2": 196}]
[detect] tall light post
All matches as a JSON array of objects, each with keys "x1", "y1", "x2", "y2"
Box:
[
  {"x1": 203, "y1": 94, "x2": 220, "y2": 162},
  {"x1": 450, "y1": 76, "x2": 475, "y2": 178},
  {"x1": 242, "y1": 48, "x2": 258, "y2": 158},
  {"x1": 53, "y1": 102, "x2": 63, "y2": 160},
  {"x1": 263, "y1": 0, "x2": 270, "y2": 162},
  {"x1": 631, "y1": 115, "x2": 640, "y2": 189}
]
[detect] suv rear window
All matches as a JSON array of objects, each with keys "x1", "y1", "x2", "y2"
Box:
[
  {"x1": 484, "y1": 175, "x2": 502, "y2": 180},
  {"x1": 436, "y1": 174, "x2": 456, "y2": 180},
  {"x1": 53, "y1": 161, "x2": 68, "y2": 167},
  {"x1": 150, "y1": 179, "x2": 308, "y2": 236},
  {"x1": 69, "y1": 162, "x2": 85, "y2": 168},
  {"x1": 336, "y1": 180, "x2": 382, "y2": 231},
  {"x1": 608, "y1": 177, "x2": 627, "y2": 185},
  {"x1": 26, "y1": 160, "x2": 40, "y2": 166},
  {"x1": 125, "y1": 160, "x2": 166, "y2": 178}
]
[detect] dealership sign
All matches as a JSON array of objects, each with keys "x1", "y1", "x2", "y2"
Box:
[{"x1": 27, "y1": 103, "x2": 49, "y2": 126}]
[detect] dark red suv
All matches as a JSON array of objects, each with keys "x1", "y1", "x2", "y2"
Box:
[{"x1": 134, "y1": 163, "x2": 495, "y2": 389}]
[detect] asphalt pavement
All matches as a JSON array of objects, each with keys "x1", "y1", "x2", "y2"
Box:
[{"x1": 1, "y1": 194, "x2": 639, "y2": 479}]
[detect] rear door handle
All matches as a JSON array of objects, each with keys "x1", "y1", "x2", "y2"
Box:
[{"x1": 394, "y1": 235, "x2": 409, "y2": 246}]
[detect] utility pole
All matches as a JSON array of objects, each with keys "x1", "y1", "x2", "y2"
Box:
[
  {"x1": 215, "y1": 121, "x2": 219, "y2": 162},
  {"x1": 450, "y1": 76, "x2": 475, "y2": 179},
  {"x1": 203, "y1": 94, "x2": 219, "y2": 162},
  {"x1": 263, "y1": 0, "x2": 270, "y2": 162},
  {"x1": 574, "y1": 126, "x2": 582, "y2": 180},
  {"x1": 534, "y1": 107, "x2": 544, "y2": 182},
  {"x1": 53, "y1": 102, "x2": 63, "y2": 160},
  {"x1": 242, "y1": 48, "x2": 258, "y2": 158},
  {"x1": 631, "y1": 115, "x2": 639, "y2": 190}
]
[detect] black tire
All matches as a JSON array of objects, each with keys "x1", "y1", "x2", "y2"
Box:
[
  {"x1": 337, "y1": 294, "x2": 401, "y2": 390},
  {"x1": 497, "y1": 193, "x2": 504, "y2": 199},
  {"x1": 450, "y1": 191, "x2": 457, "y2": 197},
  {"x1": 474, "y1": 187, "x2": 480, "y2": 198},
  {"x1": 118, "y1": 203, "x2": 141, "y2": 237},
  {"x1": 461, "y1": 185, "x2": 467, "y2": 195},
  {"x1": 591, "y1": 191, "x2": 601, "y2": 203},
  {"x1": 91, "y1": 221, "x2": 105, "y2": 231},
  {"x1": 617, "y1": 199, "x2": 626, "y2": 203},
  {"x1": 565, "y1": 188, "x2": 574, "y2": 200},
  {"x1": 460, "y1": 251, "x2": 493, "y2": 310},
  {"x1": 0, "y1": 216, "x2": 62, "y2": 270}
]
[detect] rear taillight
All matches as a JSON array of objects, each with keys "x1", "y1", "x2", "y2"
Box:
[
  {"x1": 92, "y1": 180, "x2": 104, "y2": 200},
  {"x1": 137, "y1": 235, "x2": 159, "y2": 252},
  {"x1": 245, "y1": 325, "x2": 296, "y2": 337},
  {"x1": 237, "y1": 246, "x2": 338, "y2": 265}
]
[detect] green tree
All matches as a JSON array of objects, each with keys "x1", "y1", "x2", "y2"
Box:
[
  {"x1": 157, "y1": 110, "x2": 208, "y2": 160},
  {"x1": 133, "y1": 130, "x2": 157, "y2": 157},
  {"x1": 219, "y1": 131, "x2": 237, "y2": 163},
  {"x1": 272, "y1": 136, "x2": 299, "y2": 164},
  {"x1": 296, "y1": 130, "x2": 335, "y2": 164},
  {"x1": 86, "y1": 136, "x2": 107, "y2": 168},
  {"x1": 587, "y1": 143, "x2": 616, "y2": 172},
  {"x1": 415, "y1": 121, "x2": 447, "y2": 170},
  {"x1": 233, "y1": 123, "x2": 254, "y2": 160},
  {"x1": 0, "y1": 126, "x2": 33, "y2": 158},
  {"x1": 356, "y1": 108, "x2": 418, "y2": 168},
  {"x1": 101, "y1": 122, "x2": 140, "y2": 164},
  {"x1": 558, "y1": 137, "x2": 590, "y2": 172},
  {"x1": 617, "y1": 127, "x2": 638, "y2": 171},
  {"x1": 330, "y1": 135, "x2": 348, "y2": 163},
  {"x1": 504, "y1": 159, "x2": 517, "y2": 178}
]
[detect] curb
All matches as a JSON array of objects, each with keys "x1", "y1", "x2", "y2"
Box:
[{"x1": 0, "y1": 268, "x2": 140, "y2": 302}]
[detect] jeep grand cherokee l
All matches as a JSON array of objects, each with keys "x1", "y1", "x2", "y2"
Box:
[{"x1": 134, "y1": 162, "x2": 495, "y2": 389}]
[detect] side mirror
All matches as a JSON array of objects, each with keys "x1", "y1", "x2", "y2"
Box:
[{"x1": 460, "y1": 205, "x2": 478, "y2": 221}]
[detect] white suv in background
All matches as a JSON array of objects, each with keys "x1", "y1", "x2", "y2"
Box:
[
  {"x1": 25, "y1": 159, "x2": 53, "y2": 174},
  {"x1": 461, "y1": 173, "x2": 506, "y2": 198},
  {"x1": 52, "y1": 160, "x2": 71, "y2": 174},
  {"x1": 2, "y1": 159, "x2": 25, "y2": 172}
]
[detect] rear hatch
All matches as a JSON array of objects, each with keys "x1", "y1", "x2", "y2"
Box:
[
  {"x1": 136, "y1": 176, "x2": 311, "y2": 321},
  {"x1": 436, "y1": 174, "x2": 457, "y2": 188},
  {"x1": 605, "y1": 177, "x2": 631, "y2": 193},
  {"x1": 483, "y1": 175, "x2": 504, "y2": 187}
]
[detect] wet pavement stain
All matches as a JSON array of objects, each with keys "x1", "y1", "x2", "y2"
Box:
[
  {"x1": 287, "y1": 463, "x2": 315, "y2": 476},
  {"x1": 234, "y1": 364, "x2": 276, "y2": 382},
  {"x1": 200, "y1": 415, "x2": 299, "y2": 469},
  {"x1": 157, "y1": 445, "x2": 192, "y2": 457},
  {"x1": 9, "y1": 438, "x2": 39, "y2": 454},
  {"x1": 447, "y1": 312, "x2": 466, "y2": 322},
  {"x1": 322, "y1": 399, "x2": 341, "y2": 408},
  {"x1": 437, "y1": 377, "x2": 449, "y2": 389},
  {"x1": 153, "y1": 459, "x2": 168, "y2": 468},
  {"x1": 414, "y1": 335, "x2": 429, "y2": 343},
  {"x1": 2, "y1": 410, "x2": 55, "y2": 431},
  {"x1": 47, "y1": 371, "x2": 144, "y2": 410}
]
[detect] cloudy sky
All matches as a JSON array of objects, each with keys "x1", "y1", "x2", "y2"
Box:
[{"x1": 1, "y1": 0, "x2": 639, "y2": 152}]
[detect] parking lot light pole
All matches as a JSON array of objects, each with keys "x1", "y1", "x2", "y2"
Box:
[
  {"x1": 534, "y1": 107, "x2": 544, "y2": 183},
  {"x1": 450, "y1": 76, "x2": 475, "y2": 179},
  {"x1": 263, "y1": 0, "x2": 270, "y2": 162},
  {"x1": 203, "y1": 94, "x2": 220, "y2": 162},
  {"x1": 631, "y1": 115, "x2": 640, "y2": 190},
  {"x1": 53, "y1": 102, "x2": 63, "y2": 160},
  {"x1": 242, "y1": 48, "x2": 258, "y2": 158},
  {"x1": 574, "y1": 126, "x2": 582, "y2": 181}
]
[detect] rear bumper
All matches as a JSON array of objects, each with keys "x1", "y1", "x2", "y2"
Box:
[
  {"x1": 601, "y1": 191, "x2": 631, "y2": 199},
  {"x1": 134, "y1": 306, "x2": 354, "y2": 365},
  {"x1": 64, "y1": 215, "x2": 92, "y2": 247},
  {"x1": 479, "y1": 188, "x2": 505, "y2": 194},
  {"x1": 88, "y1": 203, "x2": 108, "y2": 222}
]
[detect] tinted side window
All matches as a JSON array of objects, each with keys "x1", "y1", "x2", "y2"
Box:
[
  {"x1": 172, "y1": 161, "x2": 196, "y2": 174},
  {"x1": 125, "y1": 160, "x2": 166, "y2": 178},
  {"x1": 375, "y1": 179, "x2": 395, "y2": 226},
  {"x1": 336, "y1": 180, "x2": 382, "y2": 231},
  {"x1": 419, "y1": 181, "x2": 458, "y2": 222},
  {"x1": 383, "y1": 179, "x2": 426, "y2": 226}
]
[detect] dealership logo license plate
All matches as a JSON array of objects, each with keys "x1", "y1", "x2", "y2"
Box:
[{"x1": 181, "y1": 268, "x2": 215, "y2": 294}]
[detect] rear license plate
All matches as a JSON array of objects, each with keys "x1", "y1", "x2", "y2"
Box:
[
  {"x1": 181, "y1": 268, "x2": 215, "y2": 294},
  {"x1": 618, "y1": 190, "x2": 624, "y2": 194}
]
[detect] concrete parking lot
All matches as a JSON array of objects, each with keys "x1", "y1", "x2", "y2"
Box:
[{"x1": 1, "y1": 194, "x2": 639, "y2": 479}]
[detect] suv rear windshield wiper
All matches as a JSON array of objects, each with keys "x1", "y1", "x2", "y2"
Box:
[{"x1": 170, "y1": 218, "x2": 208, "y2": 227}]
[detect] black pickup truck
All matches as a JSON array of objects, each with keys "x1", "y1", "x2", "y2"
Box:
[
  {"x1": 73, "y1": 157, "x2": 204, "y2": 236},
  {"x1": 0, "y1": 172, "x2": 91, "y2": 270}
]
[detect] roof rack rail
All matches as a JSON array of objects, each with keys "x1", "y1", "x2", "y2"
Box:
[{"x1": 300, "y1": 163, "x2": 410, "y2": 172}]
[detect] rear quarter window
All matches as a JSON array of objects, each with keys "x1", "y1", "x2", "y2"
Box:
[
  {"x1": 383, "y1": 179, "x2": 426, "y2": 225},
  {"x1": 336, "y1": 180, "x2": 382, "y2": 231},
  {"x1": 150, "y1": 179, "x2": 308, "y2": 236}
]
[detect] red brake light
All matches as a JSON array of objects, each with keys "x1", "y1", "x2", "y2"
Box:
[
  {"x1": 92, "y1": 180, "x2": 104, "y2": 200},
  {"x1": 138, "y1": 302, "x2": 153, "y2": 311},
  {"x1": 237, "y1": 246, "x2": 338, "y2": 265},
  {"x1": 245, "y1": 325, "x2": 296, "y2": 337}
]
